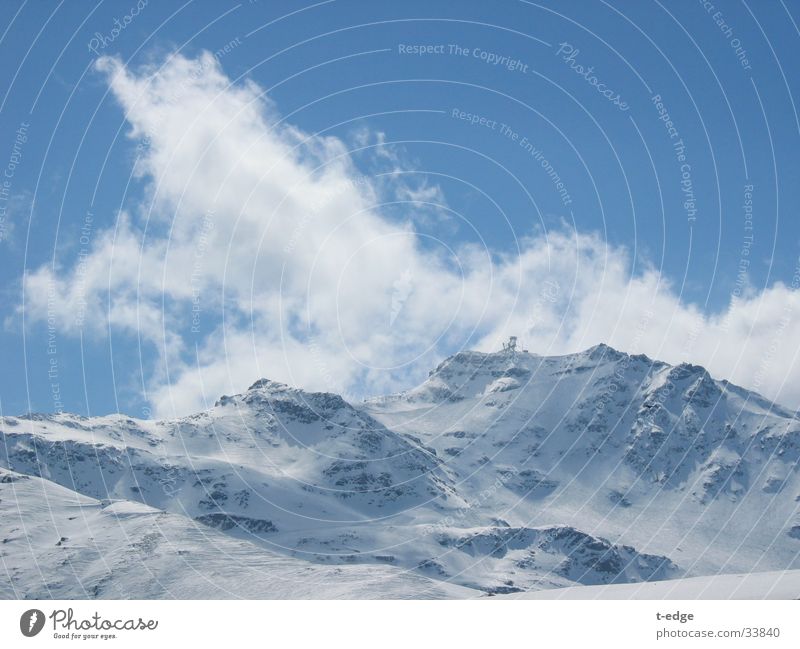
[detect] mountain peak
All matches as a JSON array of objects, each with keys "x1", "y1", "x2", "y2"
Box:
[
  {"x1": 430, "y1": 348, "x2": 536, "y2": 376},
  {"x1": 247, "y1": 377, "x2": 290, "y2": 392},
  {"x1": 213, "y1": 377, "x2": 292, "y2": 407},
  {"x1": 583, "y1": 342, "x2": 625, "y2": 359},
  {"x1": 214, "y1": 377, "x2": 354, "y2": 419},
  {"x1": 430, "y1": 342, "x2": 629, "y2": 376}
]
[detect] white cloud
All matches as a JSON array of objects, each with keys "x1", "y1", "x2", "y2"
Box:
[{"x1": 21, "y1": 52, "x2": 800, "y2": 417}]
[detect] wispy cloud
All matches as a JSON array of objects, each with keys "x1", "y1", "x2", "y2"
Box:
[{"x1": 21, "y1": 52, "x2": 800, "y2": 417}]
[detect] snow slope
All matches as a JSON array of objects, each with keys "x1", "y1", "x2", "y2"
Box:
[{"x1": 0, "y1": 468, "x2": 473, "y2": 599}]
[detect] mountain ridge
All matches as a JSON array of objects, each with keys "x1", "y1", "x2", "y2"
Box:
[{"x1": 2, "y1": 343, "x2": 800, "y2": 597}]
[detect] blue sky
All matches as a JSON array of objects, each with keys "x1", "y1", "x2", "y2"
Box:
[{"x1": 1, "y1": 0, "x2": 799, "y2": 418}]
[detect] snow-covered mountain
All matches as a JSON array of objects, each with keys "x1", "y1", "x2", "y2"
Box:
[{"x1": 2, "y1": 345, "x2": 800, "y2": 598}]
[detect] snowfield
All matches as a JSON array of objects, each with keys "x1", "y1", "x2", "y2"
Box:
[
  {"x1": 501, "y1": 570, "x2": 800, "y2": 599},
  {"x1": 2, "y1": 345, "x2": 799, "y2": 598}
]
